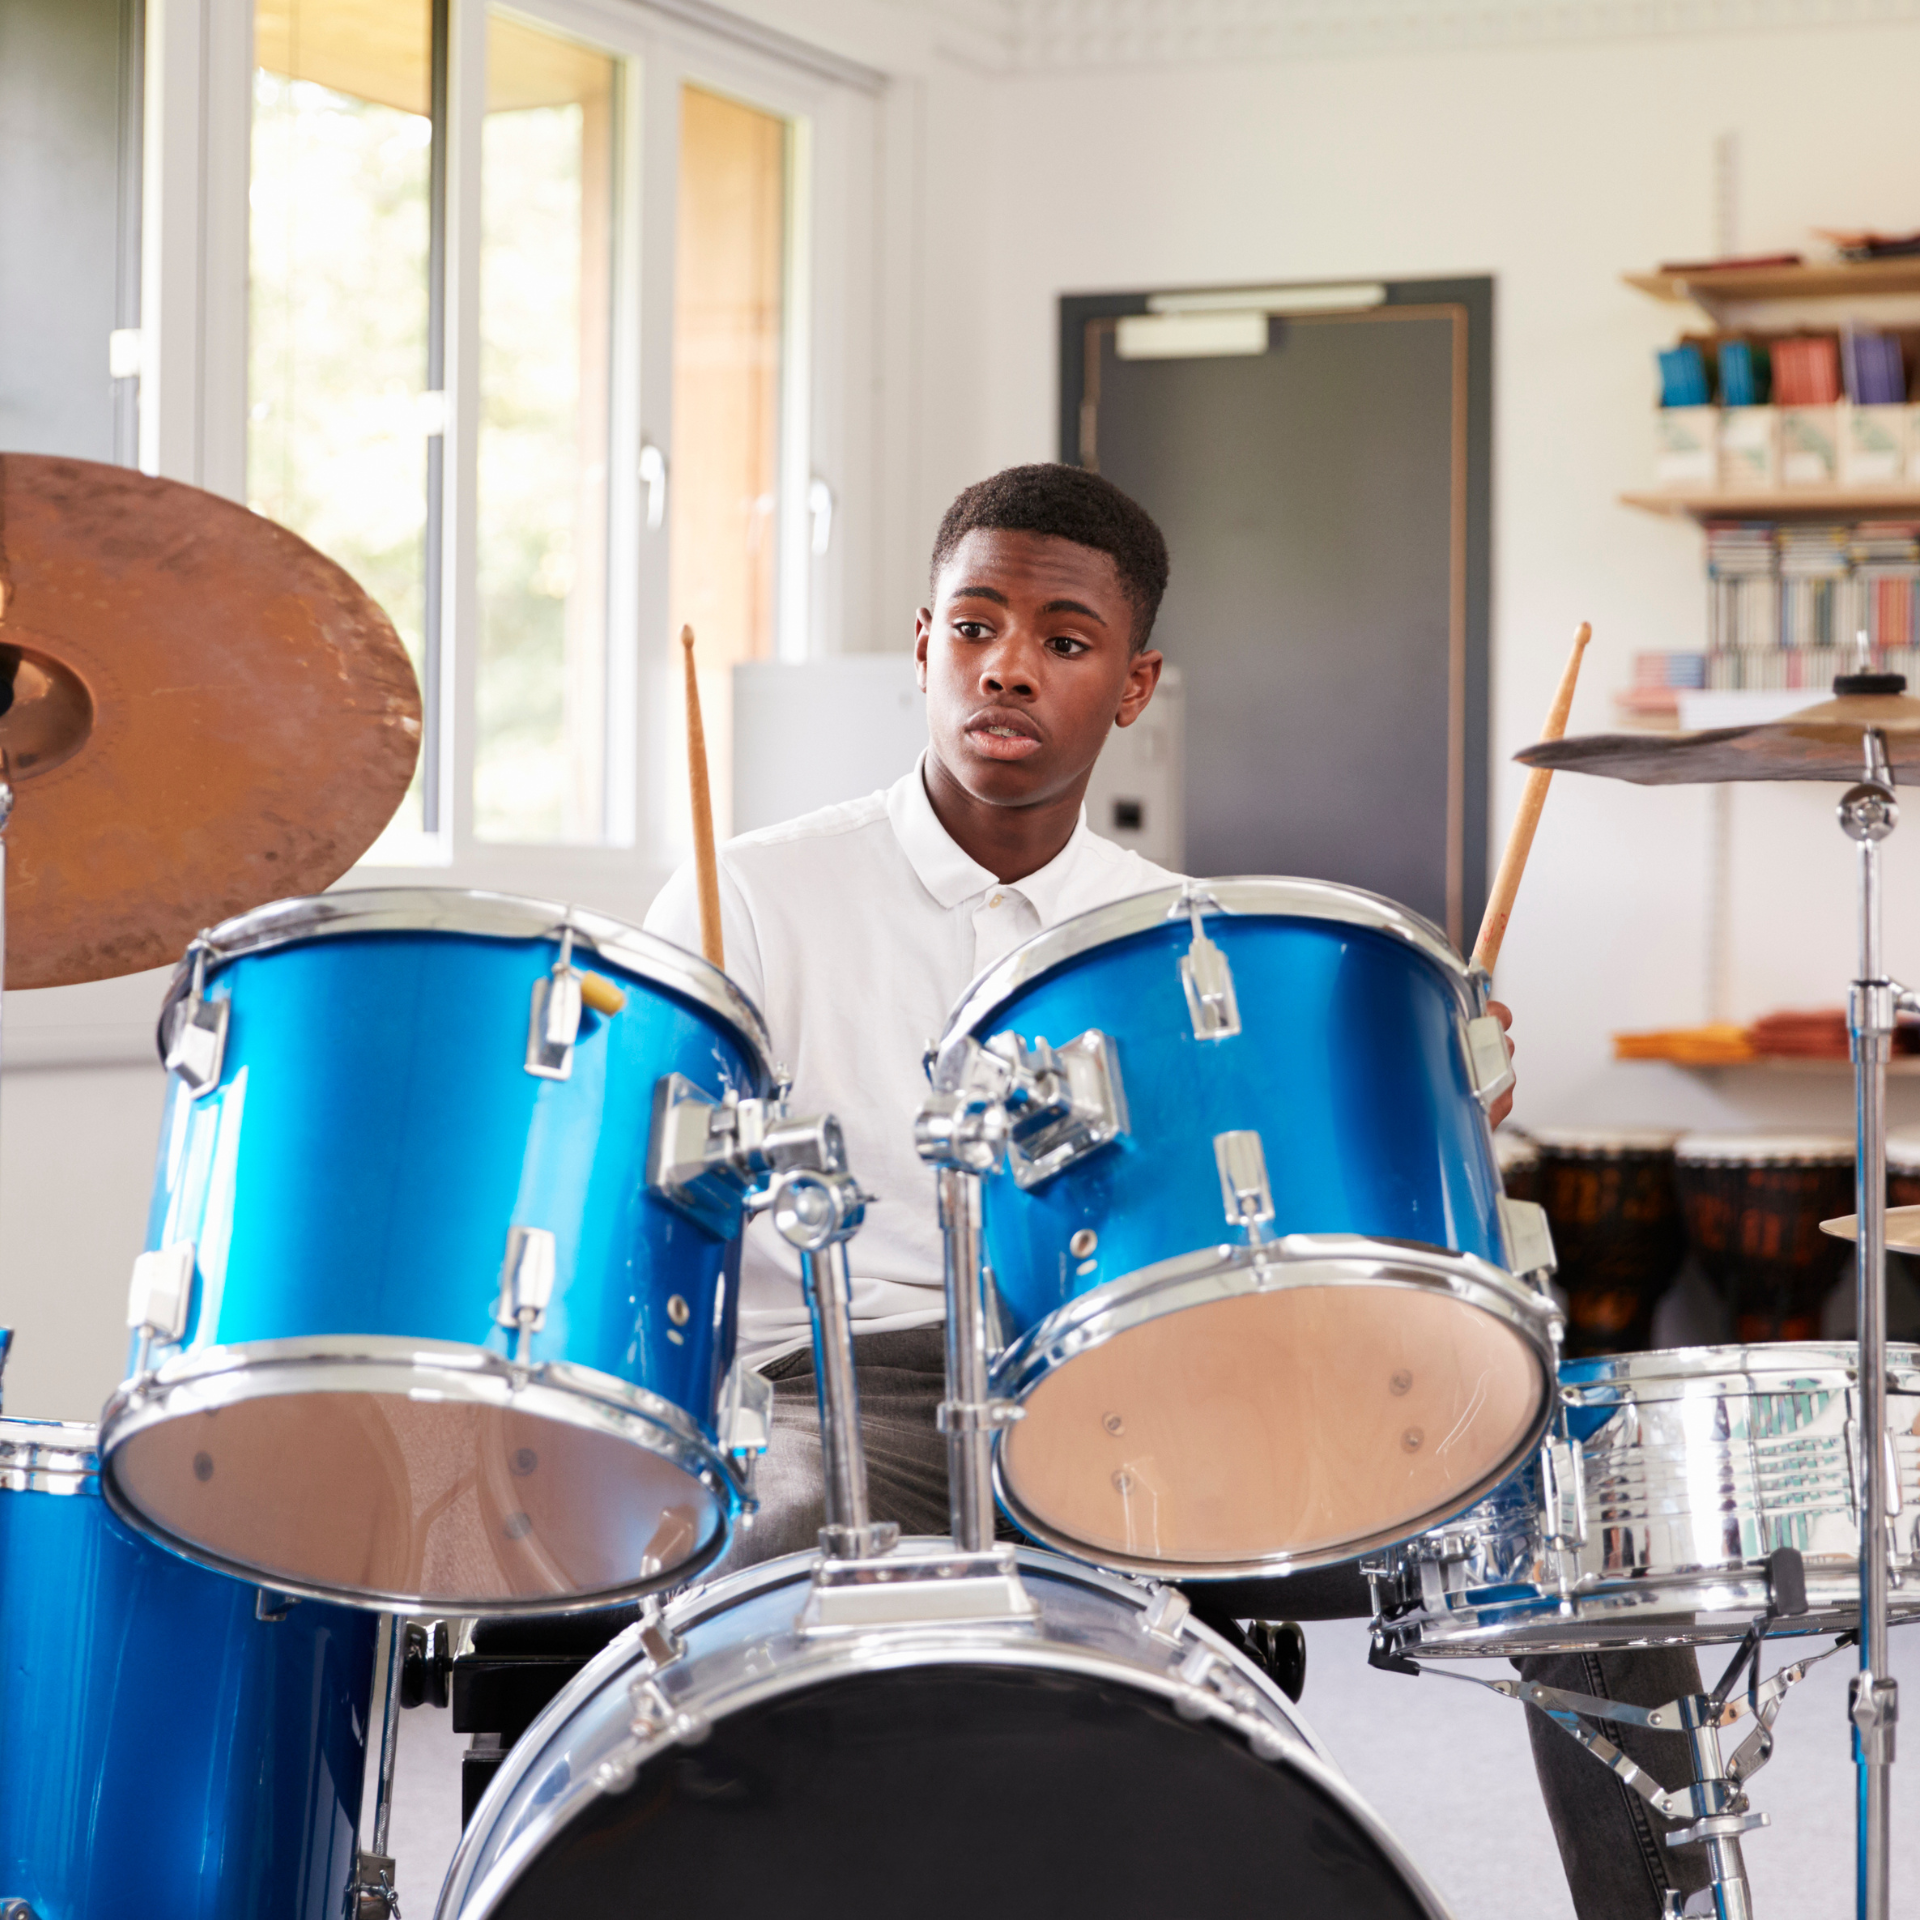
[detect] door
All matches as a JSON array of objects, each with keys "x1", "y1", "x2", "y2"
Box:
[{"x1": 1063, "y1": 279, "x2": 1491, "y2": 948}]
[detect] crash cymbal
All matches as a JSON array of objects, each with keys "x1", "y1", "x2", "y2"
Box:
[
  {"x1": 0, "y1": 454, "x2": 420, "y2": 986},
  {"x1": 1516, "y1": 687, "x2": 1920, "y2": 786},
  {"x1": 1820, "y1": 1206, "x2": 1920, "y2": 1253}
]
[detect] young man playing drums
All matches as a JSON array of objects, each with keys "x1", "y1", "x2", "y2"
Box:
[{"x1": 648, "y1": 463, "x2": 1704, "y2": 1920}]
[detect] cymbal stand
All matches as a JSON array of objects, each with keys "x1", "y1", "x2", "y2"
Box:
[
  {"x1": 350, "y1": 1611, "x2": 407, "y2": 1918},
  {"x1": 1840, "y1": 727, "x2": 1907, "y2": 1920}
]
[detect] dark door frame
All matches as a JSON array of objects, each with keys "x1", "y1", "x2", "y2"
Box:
[{"x1": 1059, "y1": 277, "x2": 1494, "y2": 953}]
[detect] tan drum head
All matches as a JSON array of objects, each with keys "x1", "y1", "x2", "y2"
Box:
[
  {"x1": 1000, "y1": 1283, "x2": 1545, "y2": 1568},
  {"x1": 107, "y1": 1390, "x2": 724, "y2": 1609}
]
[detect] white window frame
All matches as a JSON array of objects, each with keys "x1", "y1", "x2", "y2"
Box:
[{"x1": 136, "y1": 0, "x2": 885, "y2": 933}]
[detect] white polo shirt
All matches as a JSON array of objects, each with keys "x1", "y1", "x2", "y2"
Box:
[{"x1": 645, "y1": 756, "x2": 1182, "y2": 1367}]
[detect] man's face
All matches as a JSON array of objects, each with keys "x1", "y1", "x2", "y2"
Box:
[{"x1": 914, "y1": 528, "x2": 1162, "y2": 811}]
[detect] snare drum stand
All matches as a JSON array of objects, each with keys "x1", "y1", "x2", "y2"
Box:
[{"x1": 1839, "y1": 730, "x2": 1907, "y2": 1920}]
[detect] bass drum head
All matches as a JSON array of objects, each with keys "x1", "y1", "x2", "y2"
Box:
[
  {"x1": 490, "y1": 1665, "x2": 1431, "y2": 1920},
  {"x1": 445, "y1": 1546, "x2": 1448, "y2": 1920}
]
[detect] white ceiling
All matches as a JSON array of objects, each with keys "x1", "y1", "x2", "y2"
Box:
[{"x1": 911, "y1": 0, "x2": 1920, "y2": 72}]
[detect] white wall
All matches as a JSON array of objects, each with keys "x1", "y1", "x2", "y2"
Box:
[{"x1": 890, "y1": 21, "x2": 1920, "y2": 1138}]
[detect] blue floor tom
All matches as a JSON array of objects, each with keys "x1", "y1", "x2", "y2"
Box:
[{"x1": 1, "y1": 1415, "x2": 377, "y2": 1919}]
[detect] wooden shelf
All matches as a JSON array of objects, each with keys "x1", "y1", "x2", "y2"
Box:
[
  {"x1": 1621, "y1": 488, "x2": 1920, "y2": 521},
  {"x1": 1632, "y1": 1056, "x2": 1920, "y2": 1077},
  {"x1": 1625, "y1": 260, "x2": 1920, "y2": 306}
]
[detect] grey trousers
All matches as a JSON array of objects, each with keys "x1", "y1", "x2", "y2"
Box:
[{"x1": 714, "y1": 1328, "x2": 1711, "y2": 1920}]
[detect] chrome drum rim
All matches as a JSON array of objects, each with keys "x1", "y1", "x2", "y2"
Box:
[
  {"x1": 97, "y1": 1336, "x2": 747, "y2": 1613},
  {"x1": 988, "y1": 1235, "x2": 1560, "y2": 1580},
  {"x1": 436, "y1": 1540, "x2": 1454, "y2": 1920},
  {"x1": 157, "y1": 886, "x2": 775, "y2": 1087}
]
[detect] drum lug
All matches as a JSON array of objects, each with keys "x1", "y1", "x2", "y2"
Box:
[
  {"x1": 1214, "y1": 1130, "x2": 1275, "y2": 1239},
  {"x1": 719, "y1": 1358, "x2": 774, "y2": 1467},
  {"x1": 494, "y1": 1226, "x2": 556, "y2": 1369},
  {"x1": 1179, "y1": 915, "x2": 1241, "y2": 1041},
  {"x1": 526, "y1": 926, "x2": 584, "y2": 1080},
  {"x1": 1140, "y1": 1583, "x2": 1192, "y2": 1645},
  {"x1": 1464, "y1": 1012, "x2": 1515, "y2": 1107},
  {"x1": 1498, "y1": 1196, "x2": 1558, "y2": 1283},
  {"x1": 162, "y1": 944, "x2": 228, "y2": 1096},
  {"x1": 127, "y1": 1240, "x2": 196, "y2": 1375}
]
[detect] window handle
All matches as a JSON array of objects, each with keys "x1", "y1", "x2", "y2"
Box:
[
  {"x1": 639, "y1": 442, "x2": 668, "y2": 531},
  {"x1": 809, "y1": 477, "x2": 834, "y2": 557}
]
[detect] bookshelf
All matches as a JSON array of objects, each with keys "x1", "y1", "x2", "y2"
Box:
[
  {"x1": 1623, "y1": 487, "x2": 1920, "y2": 520},
  {"x1": 1635, "y1": 1057, "x2": 1920, "y2": 1078}
]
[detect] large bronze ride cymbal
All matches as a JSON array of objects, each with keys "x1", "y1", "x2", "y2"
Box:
[
  {"x1": 1821, "y1": 1207, "x2": 1920, "y2": 1253},
  {"x1": 1516, "y1": 688, "x2": 1920, "y2": 786},
  {"x1": 0, "y1": 454, "x2": 421, "y2": 987}
]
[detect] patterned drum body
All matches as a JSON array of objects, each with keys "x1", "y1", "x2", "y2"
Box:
[
  {"x1": 1373, "y1": 1343, "x2": 1920, "y2": 1655},
  {"x1": 1674, "y1": 1134, "x2": 1854, "y2": 1343},
  {"x1": 1531, "y1": 1129, "x2": 1685, "y2": 1359},
  {"x1": 436, "y1": 1542, "x2": 1451, "y2": 1920},
  {"x1": 938, "y1": 879, "x2": 1559, "y2": 1580},
  {"x1": 1, "y1": 1419, "x2": 376, "y2": 1920},
  {"x1": 100, "y1": 889, "x2": 774, "y2": 1615}
]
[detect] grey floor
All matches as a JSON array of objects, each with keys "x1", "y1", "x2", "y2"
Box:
[{"x1": 390, "y1": 1608, "x2": 1920, "y2": 1918}]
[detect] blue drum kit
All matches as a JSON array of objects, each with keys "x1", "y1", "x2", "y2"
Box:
[{"x1": 3, "y1": 456, "x2": 1916, "y2": 1920}]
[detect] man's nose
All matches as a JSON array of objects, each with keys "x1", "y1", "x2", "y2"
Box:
[{"x1": 979, "y1": 636, "x2": 1037, "y2": 699}]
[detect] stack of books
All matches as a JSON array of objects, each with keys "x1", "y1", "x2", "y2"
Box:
[
  {"x1": 1842, "y1": 330, "x2": 1909, "y2": 405},
  {"x1": 1707, "y1": 522, "x2": 1780, "y2": 651},
  {"x1": 1701, "y1": 520, "x2": 1920, "y2": 688},
  {"x1": 1772, "y1": 336, "x2": 1842, "y2": 405}
]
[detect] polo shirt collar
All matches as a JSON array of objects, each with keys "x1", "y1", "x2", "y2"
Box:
[{"x1": 887, "y1": 754, "x2": 1093, "y2": 917}]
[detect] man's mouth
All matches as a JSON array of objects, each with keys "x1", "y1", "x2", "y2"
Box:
[{"x1": 964, "y1": 714, "x2": 1043, "y2": 760}]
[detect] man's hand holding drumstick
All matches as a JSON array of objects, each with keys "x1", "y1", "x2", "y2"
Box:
[{"x1": 1474, "y1": 622, "x2": 1592, "y2": 1131}]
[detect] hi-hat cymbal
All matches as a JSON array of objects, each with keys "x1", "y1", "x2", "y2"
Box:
[
  {"x1": 1517, "y1": 688, "x2": 1920, "y2": 786},
  {"x1": 0, "y1": 454, "x2": 420, "y2": 987},
  {"x1": 1820, "y1": 1207, "x2": 1920, "y2": 1252}
]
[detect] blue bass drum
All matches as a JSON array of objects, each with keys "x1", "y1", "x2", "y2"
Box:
[
  {"x1": 99, "y1": 890, "x2": 775, "y2": 1614},
  {"x1": 1, "y1": 1417, "x2": 376, "y2": 1920},
  {"x1": 937, "y1": 880, "x2": 1560, "y2": 1580}
]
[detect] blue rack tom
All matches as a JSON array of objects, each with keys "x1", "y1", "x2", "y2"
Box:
[
  {"x1": 99, "y1": 890, "x2": 774, "y2": 1614},
  {"x1": 936, "y1": 879, "x2": 1560, "y2": 1579}
]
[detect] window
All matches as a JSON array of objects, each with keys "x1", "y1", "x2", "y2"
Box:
[
  {"x1": 147, "y1": 0, "x2": 880, "y2": 916},
  {"x1": 669, "y1": 84, "x2": 789, "y2": 839},
  {"x1": 475, "y1": 17, "x2": 617, "y2": 844},
  {"x1": 249, "y1": 0, "x2": 437, "y2": 846}
]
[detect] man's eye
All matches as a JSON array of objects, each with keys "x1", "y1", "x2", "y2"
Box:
[
  {"x1": 954, "y1": 621, "x2": 989, "y2": 640},
  {"x1": 1047, "y1": 636, "x2": 1088, "y2": 656}
]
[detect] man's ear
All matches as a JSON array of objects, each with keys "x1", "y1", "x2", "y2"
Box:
[
  {"x1": 1114, "y1": 649, "x2": 1163, "y2": 728},
  {"x1": 913, "y1": 608, "x2": 933, "y2": 691}
]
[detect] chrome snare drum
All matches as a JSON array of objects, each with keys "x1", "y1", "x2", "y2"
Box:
[
  {"x1": 436, "y1": 1543, "x2": 1452, "y2": 1920},
  {"x1": 100, "y1": 889, "x2": 777, "y2": 1614},
  {"x1": 1, "y1": 1416, "x2": 377, "y2": 1919},
  {"x1": 1373, "y1": 1342, "x2": 1920, "y2": 1656},
  {"x1": 927, "y1": 879, "x2": 1560, "y2": 1579}
]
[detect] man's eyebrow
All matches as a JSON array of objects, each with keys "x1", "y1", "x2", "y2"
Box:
[{"x1": 948, "y1": 586, "x2": 1109, "y2": 627}]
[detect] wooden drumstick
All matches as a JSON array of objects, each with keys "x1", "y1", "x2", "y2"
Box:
[
  {"x1": 1471, "y1": 622, "x2": 1591, "y2": 975},
  {"x1": 682, "y1": 625, "x2": 725, "y2": 971}
]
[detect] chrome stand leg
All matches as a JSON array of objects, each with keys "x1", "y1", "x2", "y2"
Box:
[
  {"x1": 769, "y1": 1166, "x2": 892, "y2": 1561},
  {"x1": 352, "y1": 1611, "x2": 406, "y2": 1917},
  {"x1": 801, "y1": 1240, "x2": 880, "y2": 1557},
  {"x1": 1841, "y1": 738, "x2": 1899, "y2": 1920},
  {"x1": 937, "y1": 1168, "x2": 995, "y2": 1554},
  {"x1": 1678, "y1": 1695, "x2": 1755, "y2": 1920}
]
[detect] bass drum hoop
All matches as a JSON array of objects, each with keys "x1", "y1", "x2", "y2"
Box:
[{"x1": 437, "y1": 1542, "x2": 1452, "y2": 1920}]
